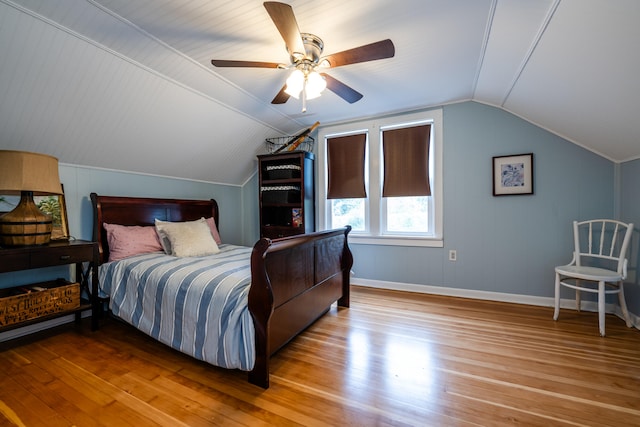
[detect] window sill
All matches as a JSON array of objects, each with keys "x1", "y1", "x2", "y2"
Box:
[{"x1": 348, "y1": 235, "x2": 444, "y2": 248}]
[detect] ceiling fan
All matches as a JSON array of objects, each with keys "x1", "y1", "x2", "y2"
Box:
[{"x1": 211, "y1": 1, "x2": 395, "y2": 112}]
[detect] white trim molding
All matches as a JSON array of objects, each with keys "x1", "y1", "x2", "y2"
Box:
[{"x1": 352, "y1": 278, "x2": 640, "y2": 331}]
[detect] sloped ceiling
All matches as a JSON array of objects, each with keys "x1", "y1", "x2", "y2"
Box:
[{"x1": 0, "y1": 0, "x2": 639, "y2": 186}]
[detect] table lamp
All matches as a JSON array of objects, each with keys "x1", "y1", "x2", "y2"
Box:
[{"x1": 0, "y1": 150, "x2": 63, "y2": 247}]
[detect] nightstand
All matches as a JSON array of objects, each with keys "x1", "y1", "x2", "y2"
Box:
[{"x1": 0, "y1": 240, "x2": 99, "y2": 332}]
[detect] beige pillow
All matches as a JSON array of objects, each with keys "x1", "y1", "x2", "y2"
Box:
[{"x1": 155, "y1": 218, "x2": 220, "y2": 257}]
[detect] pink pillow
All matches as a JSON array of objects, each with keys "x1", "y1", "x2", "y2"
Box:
[
  {"x1": 206, "y1": 217, "x2": 222, "y2": 245},
  {"x1": 103, "y1": 223, "x2": 164, "y2": 262}
]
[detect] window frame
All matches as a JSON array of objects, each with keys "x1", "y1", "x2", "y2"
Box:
[{"x1": 317, "y1": 108, "x2": 443, "y2": 247}]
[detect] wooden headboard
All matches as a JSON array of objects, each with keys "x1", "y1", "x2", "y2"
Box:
[{"x1": 90, "y1": 193, "x2": 219, "y2": 264}]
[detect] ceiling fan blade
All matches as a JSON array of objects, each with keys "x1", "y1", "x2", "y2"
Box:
[
  {"x1": 263, "y1": 2, "x2": 305, "y2": 56},
  {"x1": 211, "y1": 59, "x2": 282, "y2": 68},
  {"x1": 322, "y1": 39, "x2": 395, "y2": 68},
  {"x1": 271, "y1": 83, "x2": 290, "y2": 104},
  {"x1": 320, "y1": 73, "x2": 363, "y2": 104}
]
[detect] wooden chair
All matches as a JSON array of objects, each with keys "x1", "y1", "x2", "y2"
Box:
[{"x1": 554, "y1": 219, "x2": 634, "y2": 336}]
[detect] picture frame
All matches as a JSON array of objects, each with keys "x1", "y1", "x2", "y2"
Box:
[
  {"x1": 492, "y1": 153, "x2": 534, "y2": 196},
  {"x1": 292, "y1": 208, "x2": 303, "y2": 227},
  {"x1": 34, "y1": 184, "x2": 70, "y2": 240}
]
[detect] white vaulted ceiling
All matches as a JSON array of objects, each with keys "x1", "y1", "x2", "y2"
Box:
[{"x1": 0, "y1": 0, "x2": 639, "y2": 185}]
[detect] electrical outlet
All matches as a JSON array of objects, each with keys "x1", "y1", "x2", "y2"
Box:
[{"x1": 449, "y1": 250, "x2": 457, "y2": 261}]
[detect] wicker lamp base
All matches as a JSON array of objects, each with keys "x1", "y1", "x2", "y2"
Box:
[{"x1": 0, "y1": 191, "x2": 52, "y2": 247}]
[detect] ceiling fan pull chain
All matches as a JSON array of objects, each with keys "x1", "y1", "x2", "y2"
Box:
[{"x1": 302, "y1": 83, "x2": 307, "y2": 113}]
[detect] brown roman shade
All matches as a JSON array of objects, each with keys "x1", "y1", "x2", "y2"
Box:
[
  {"x1": 326, "y1": 133, "x2": 367, "y2": 199},
  {"x1": 382, "y1": 124, "x2": 431, "y2": 197}
]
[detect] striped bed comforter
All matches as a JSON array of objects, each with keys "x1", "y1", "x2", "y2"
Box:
[{"x1": 98, "y1": 244, "x2": 255, "y2": 371}]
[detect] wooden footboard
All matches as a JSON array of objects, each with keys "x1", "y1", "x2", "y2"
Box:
[{"x1": 248, "y1": 226, "x2": 352, "y2": 388}]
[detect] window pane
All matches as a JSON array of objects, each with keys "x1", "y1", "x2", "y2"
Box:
[
  {"x1": 331, "y1": 199, "x2": 365, "y2": 231},
  {"x1": 386, "y1": 197, "x2": 429, "y2": 233}
]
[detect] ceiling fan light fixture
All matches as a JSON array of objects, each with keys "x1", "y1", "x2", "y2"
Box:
[
  {"x1": 285, "y1": 69, "x2": 304, "y2": 98},
  {"x1": 305, "y1": 71, "x2": 326, "y2": 99}
]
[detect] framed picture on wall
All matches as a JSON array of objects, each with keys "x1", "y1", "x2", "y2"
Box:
[
  {"x1": 492, "y1": 153, "x2": 534, "y2": 196},
  {"x1": 34, "y1": 184, "x2": 70, "y2": 240}
]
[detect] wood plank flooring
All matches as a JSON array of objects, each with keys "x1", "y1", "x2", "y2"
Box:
[{"x1": 1, "y1": 285, "x2": 639, "y2": 426}]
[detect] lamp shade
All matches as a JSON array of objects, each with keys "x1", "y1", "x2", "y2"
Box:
[
  {"x1": 0, "y1": 150, "x2": 63, "y2": 195},
  {"x1": 0, "y1": 150, "x2": 62, "y2": 246}
]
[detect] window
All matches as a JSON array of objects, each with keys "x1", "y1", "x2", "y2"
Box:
[{"x1": 318, "y1": 109, "x2": 443, "y2": 247}]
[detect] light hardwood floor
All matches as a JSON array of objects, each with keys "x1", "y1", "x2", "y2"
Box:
[{"x1": 1, "y1": 285, "x2": 639, "y2": 426}]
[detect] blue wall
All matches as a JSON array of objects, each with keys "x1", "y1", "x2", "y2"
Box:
[
  {"x1": 620, "y1": 158, "x2": 640, "y2": 315},
  {"x1": 347, "y1": 102, "x2": 616, "y2": 298},
  {"x1": 242, "y1": 171, "x2": 260, "y2": 245}
]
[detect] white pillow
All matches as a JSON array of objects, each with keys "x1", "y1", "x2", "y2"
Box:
[{"x1": 155, "y1": 218, "x2": 220, "y2": 257}]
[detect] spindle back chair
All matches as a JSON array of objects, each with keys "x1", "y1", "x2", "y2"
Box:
[{"x1": 554, "y1": 219, "x2": 634, "y2": 336}]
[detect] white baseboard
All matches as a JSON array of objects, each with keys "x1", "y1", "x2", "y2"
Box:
[{"x1": 352, "y1": 277, "x2": 640, "y2": 330}]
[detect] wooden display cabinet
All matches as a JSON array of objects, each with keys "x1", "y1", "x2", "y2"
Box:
[{"x1": 258, "y1": 151, "x2": 315, "y2": 239}]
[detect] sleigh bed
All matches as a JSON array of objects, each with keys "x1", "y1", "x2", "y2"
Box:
[{"x1": 90, "y1": 193, "x2": 352, "y2": 388}]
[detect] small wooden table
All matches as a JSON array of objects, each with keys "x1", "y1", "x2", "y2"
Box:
[{"x1": 0, "y1": 240, "x2": 100, "y2": 332}]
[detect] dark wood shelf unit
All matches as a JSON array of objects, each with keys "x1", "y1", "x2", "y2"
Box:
[
  {"x1": 0, "y1": 240, "x2": 100, "y2": 332},
  {"x1": 258, "y1": 151, "x2": 315, "y2": 239}
]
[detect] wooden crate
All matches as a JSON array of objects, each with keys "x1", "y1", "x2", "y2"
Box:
[{"x1": 0, "y1": 279, "x2": 80, "y2": 327}]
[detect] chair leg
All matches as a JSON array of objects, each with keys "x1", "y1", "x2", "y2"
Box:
[
  {"x1": 553, "y1": 273, "x2": 561, "y2": 321},
  {"x1": 576, "y1": 280, "x2": 581, "y2": 312},
  {"x1": 618, "y1": 282, "x2": 632, "y2": 328},
  {"x1": 598, "y1": 281, "x2": 606, "y2": 337}
]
